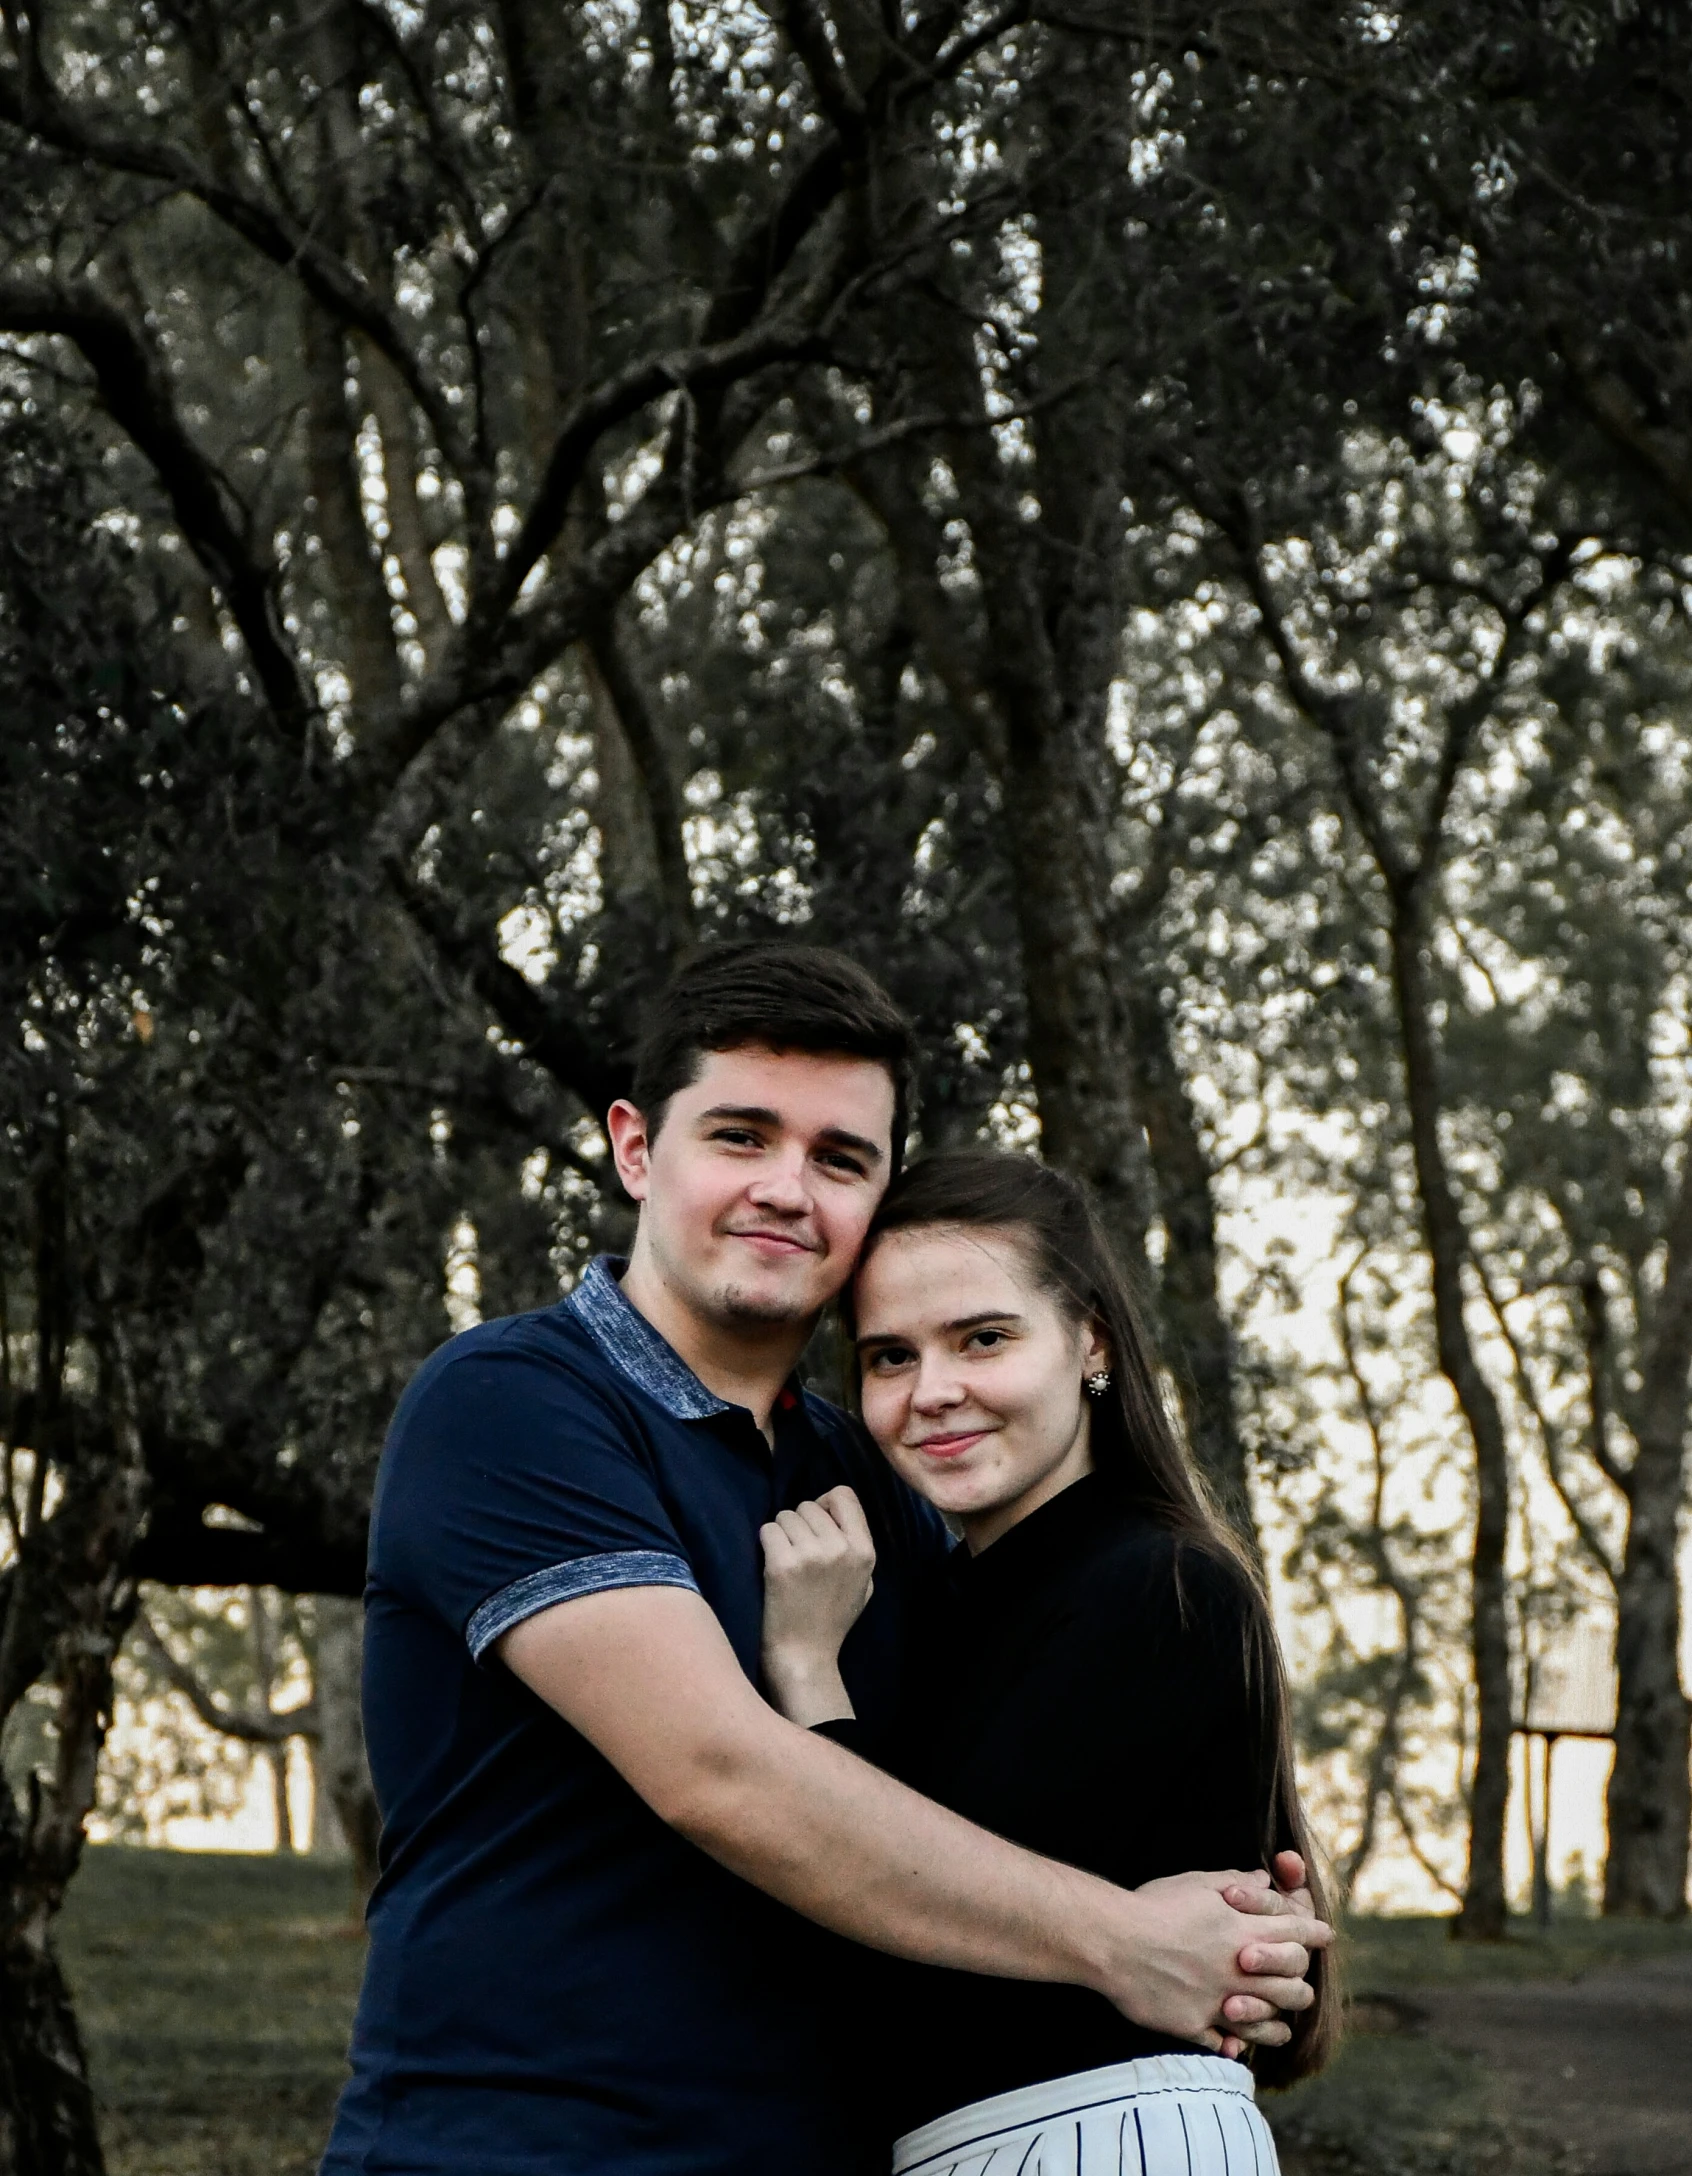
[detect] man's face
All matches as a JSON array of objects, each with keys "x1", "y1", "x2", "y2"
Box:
[{"x1": 608, "y1": 1044, "x2": 896, "y2": 1330}]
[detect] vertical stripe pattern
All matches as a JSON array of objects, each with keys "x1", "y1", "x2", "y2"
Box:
[{"x1": 894, "y1": 2056, "x2": 1279, "y2": 2176}]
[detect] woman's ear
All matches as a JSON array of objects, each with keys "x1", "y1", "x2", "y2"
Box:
[{"x1": 1081, "y1": 1321, "x2": 1112, "y2": 1380}]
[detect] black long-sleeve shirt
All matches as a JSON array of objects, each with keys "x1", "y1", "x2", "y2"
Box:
[{"x1": 827, "y1": 1468, "x2": 1275, "y2": 2142}]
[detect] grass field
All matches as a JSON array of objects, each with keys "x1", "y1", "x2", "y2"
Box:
[
  {"x1": 59, "y1": 1849, "x2": 367, "y2": 2176},
  {"x1": 54, "y1": 1847, "x2": 1692, "y2": 2176}
]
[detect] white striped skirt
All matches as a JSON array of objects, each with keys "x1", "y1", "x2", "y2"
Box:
[{"x1": 891, "y1": 2053, "x2": 1279, "y2": 2176}]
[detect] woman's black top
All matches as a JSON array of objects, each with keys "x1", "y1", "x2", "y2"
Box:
[{"x1": 822, "y1": 1469, "x2": 1274, "y2": 2141}]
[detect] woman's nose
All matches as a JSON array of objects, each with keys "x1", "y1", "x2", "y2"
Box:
[{"x1": 910, "y1": 1360, "x2": 966, "y2": 1410}]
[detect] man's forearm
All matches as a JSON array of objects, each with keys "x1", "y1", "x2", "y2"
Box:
[
  {"x1": 666, "y1": 1710, "x2": 1111, "y2": 1988},
  {"x1": 502, "y1": 1583, "x2": 1323, "y2": 2046}
]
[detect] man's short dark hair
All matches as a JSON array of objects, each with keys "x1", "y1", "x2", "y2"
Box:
[{"x1": 630, "y1": 942, "x2": 917, "y2": 1168}]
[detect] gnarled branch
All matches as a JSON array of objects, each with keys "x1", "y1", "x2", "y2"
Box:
[{"x1": 135, "y1": 1611, "x2": 318, "y2": 1744}]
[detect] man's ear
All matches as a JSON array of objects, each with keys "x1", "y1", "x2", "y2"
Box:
[{"x1": 606, "y1": 1100, "x2": 652, "y2": 1201}]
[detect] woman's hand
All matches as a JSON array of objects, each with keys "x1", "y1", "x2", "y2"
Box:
[{"x1": 759, "y1": 1487, "x2": 877, "y2": 1727}]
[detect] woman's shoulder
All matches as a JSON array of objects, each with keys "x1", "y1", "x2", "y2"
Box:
[{"x1": 1082, "y1": 1503, "x2": 1256, "y2": 1635}]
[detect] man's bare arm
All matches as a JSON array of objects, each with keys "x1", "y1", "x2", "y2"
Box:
[{"x1": 501, "y1": 1585, "x2": 1331, "y2": 2048}]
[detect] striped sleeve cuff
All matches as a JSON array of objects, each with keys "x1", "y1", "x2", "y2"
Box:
[{"x1": 466, "y1": 1549, "x2": 700, "y2": 1660}]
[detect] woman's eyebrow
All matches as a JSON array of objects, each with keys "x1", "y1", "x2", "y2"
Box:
[{"x1": 856, "y1": 1310, "x2": 1025, "y2": 1349}]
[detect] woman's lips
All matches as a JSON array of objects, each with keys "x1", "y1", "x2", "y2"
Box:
[{"x1": 911, "y1": 1429, "x2": 991, "y2": 1460}]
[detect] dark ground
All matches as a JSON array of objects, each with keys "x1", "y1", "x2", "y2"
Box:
[
  {"x1": 54, "y1": 1849, "x2": 1692, "y2": 2176},
  {"x1": 1273, "y1": 1918, "x2": 1692, "y2": 2176}
]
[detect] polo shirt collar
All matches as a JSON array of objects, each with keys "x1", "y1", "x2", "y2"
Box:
[{"x1": 565, "y1": 1255, "x2": 731, "y2": 1420}]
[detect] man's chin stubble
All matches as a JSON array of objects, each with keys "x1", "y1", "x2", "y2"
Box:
[{"x1": 713, "y1": 1280, "x2": 819, "y2": 1329}]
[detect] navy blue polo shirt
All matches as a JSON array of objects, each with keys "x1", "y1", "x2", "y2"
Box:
[{"x1": 321, "y1": 1256, "x2": 948, "y2": 2176}]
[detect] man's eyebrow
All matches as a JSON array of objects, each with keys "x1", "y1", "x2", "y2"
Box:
[
  {"x1": 856, "y1": 1310, "x2": 1025, "y2": 1348},
  {"x1": 815, "y1": 1125, "x2": 884, "y2": 1165},
  {"x1": 695, "y1": 1105, "x2": 884, "y2": 1164}
]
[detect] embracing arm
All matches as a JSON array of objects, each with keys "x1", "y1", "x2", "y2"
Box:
[{"x1": 501, "y1": 1584, "x2": 1329, "y2": 2048}]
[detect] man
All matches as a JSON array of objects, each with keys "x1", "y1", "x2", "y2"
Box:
[{"x1": 322, "y1": 943, "x2": 1328, "y2": 2176}]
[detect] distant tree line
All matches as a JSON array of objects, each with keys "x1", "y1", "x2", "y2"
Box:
[{"x1": 3, "y1": 5, "x2": 1691, "y2": 2170}]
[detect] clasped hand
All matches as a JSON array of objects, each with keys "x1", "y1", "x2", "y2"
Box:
[{"x1": 759, "y1": 1485, "x2": 877, "y2": 1728}]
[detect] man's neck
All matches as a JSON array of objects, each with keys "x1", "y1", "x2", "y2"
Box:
[{"x1": 617, "y1": 1250, "x2": 812, "y2": 1438}]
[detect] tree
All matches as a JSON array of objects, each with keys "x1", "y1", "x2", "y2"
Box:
[
  {"x1": 1441, "y1": 574, "x2": 1692, "y2": 1921},
  {"x1": 1, "y1": 413, "x2": 200, "y2": 2174},
  {"x1": 1206, "y1": 417, "x2": 1573, "y2": 1938},
  {"x1": 1420, "y1": 1, "x2": 1692, "y2": 1917},
  {"x1": 5, "y1": 13, "x2": 1692, "y2": 2164},
  {"x1": 1191, "y1": 399, "x2": 1692, "y2": 1927},
  {"x1": 0, "y1": 402, "x2": 490, "y2": 2170}
]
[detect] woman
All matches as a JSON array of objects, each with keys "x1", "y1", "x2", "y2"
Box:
[{"x1": 759, "y1": 1151, "x2": 1338, "y2": 2176}]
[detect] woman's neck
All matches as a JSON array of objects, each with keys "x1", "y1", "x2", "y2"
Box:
[{"x1": 960, "y1": 1441, "x2": 1095, "y2": 1555}]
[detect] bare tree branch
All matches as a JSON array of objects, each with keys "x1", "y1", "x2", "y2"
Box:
[
  {"x1": 1578, "y1": 1266, "x2": 1634, "y2": 1497},
  {"x1": 580, "y1": 622, "x2": 695, "y2": 953},
  {"x1": 135, "y1": 1610, "x2": 318, "y2": 1744},
  {"x1": 0, "y1": 272, "x2": 313, "y2": 730},
  {"x1": 485, "y1": 308, "x2": 832, "y2": 631},
  {"x1": 1470, "y1": 1252, "x2": 1624, "y2": 1584},
  {"x1": 0, "y1": 58, "x2": 474, "y2": 474},
  {"x1": 774, "y1": 0, "x2": 869, "y2": 135}
]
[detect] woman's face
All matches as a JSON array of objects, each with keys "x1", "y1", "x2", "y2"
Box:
[{"x1": 853, "y1": 1224, "x2": 1109, "y2": 1552}]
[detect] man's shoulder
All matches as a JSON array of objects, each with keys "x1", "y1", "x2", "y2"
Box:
[{"x1": 389, "y1": 1299, "x2": 625, "y2": 1438}]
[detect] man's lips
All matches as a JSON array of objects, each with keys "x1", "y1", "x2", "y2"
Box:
[
  {"x1": 726, "y1": 1228, "x2": 818, "y2": 1258},
  {"x1": 909, "y1": 1428, "x2": 992, "y2": 1461}
]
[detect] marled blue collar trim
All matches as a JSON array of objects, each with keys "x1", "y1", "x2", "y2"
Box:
[{"x1": 564, "y1": 1255, "x2": 730, "y2": 1420}]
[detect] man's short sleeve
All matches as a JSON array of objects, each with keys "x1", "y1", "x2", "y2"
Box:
[{"x1": 372, "y1": 1337, "x2": 699, "y2": 1661}]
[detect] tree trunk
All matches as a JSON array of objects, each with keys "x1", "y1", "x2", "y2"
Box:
[
  {"x1": 0, "y1": 1148, "x2": 149, "y2": 2172},
  {"x1": 302, "y1": 298, "x2": 404, "y2": 732},
  {"x1": 998, "y1": 705, "x2": 1158, "y2": 1271},
  {"x1": 250, "y1": 1590, "x2": 294, "y2": 1854},
  {"x1": 1388, "y1": 902, "x2": 1514, "y2": 1939},
  {"x1": 0, "y1": 1449, "x2": 146, "y2": 2173},
  {"x1": 581, "y1": 627, "x2": 696, "y2": 954},
  {"x1": 1605, "y1": 1166, "x2": 1692, "y2": 1917},
  {"x1": 0, "y1": 1836, "x2": 102, "y2": 2176},
  {"x1": 1230, "y1": 525, "x2": 1528, "y2": 1935},
  {"x1": 314, "y1": 1595, "x2": 380, "y2": 1903},
  {"x1": 1123, "y1": 974, "x2": 1256, "y2": 1542},
  {"x1": 947, "y1": 452, "x2": 1160, "y2": 1275},
  {"x1": 1606, "y1": 1483, "x2": 1692, "y2": 1916}
]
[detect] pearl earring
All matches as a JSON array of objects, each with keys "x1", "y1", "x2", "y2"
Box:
[{"x1": 1085, "y1": 1370, "x2": 1112, "y2": 1397}]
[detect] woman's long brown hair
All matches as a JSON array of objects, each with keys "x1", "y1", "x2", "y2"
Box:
[{"x1": 858, "y1": 1150, "x2": 1340, "y2": 2086}]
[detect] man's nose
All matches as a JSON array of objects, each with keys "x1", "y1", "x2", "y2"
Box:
[{"x1": 745, "y1": 1151, "x2": 812, "y2": 1213}]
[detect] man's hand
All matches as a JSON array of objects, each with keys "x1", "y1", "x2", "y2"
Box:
[
  {"x1": 1214, "y1": 1855, "x2": 1327, "y2": 2051},
  {"x1": 1113, "y1": 1870, "x2": 1331, "y2": 2052}
]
